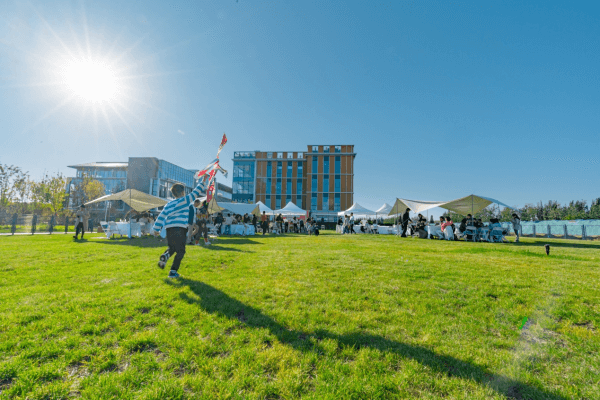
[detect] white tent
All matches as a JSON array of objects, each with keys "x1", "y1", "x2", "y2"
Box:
[
  {"x1": 376, "y1": 203, "x2": 393, "y2": 215},
  {"x1": 275, "y1": 202, "x2": 306, "y2": 216},
  {"x1": 337, "y1": 203, "x2": 376, "y2": 217},
  {"x1": 256, "y1": 201, "x2": 274, "y2": 214},
  {"x1": 220, "y1": 202, "x2": 261, "y2": 217},
  {"x1": 440, "y1": 194, "x2": 515, "y2": 215},
  {"x1": 85, "y1": 189, "x2": 168, "y2": 212},
  {"x1": 388, "y1": 198, "x2": 446, "y2": 216}
]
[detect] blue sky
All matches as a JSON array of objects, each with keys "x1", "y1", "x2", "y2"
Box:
[{"x1": 1, "y1": 0, "x2": 599, "y2": 214}]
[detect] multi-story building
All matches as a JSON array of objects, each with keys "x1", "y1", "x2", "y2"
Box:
[
  {"x1": 67, "y1": 158, "x2": 232, "y2": 210},
  {"x1": 232, "y1": 145, "x2": 355, "y2": 220}
]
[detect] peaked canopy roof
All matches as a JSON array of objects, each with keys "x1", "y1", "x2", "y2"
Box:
[
  {"x1": 376, "y1": 203, "x2": 393, "y2": 214},
  {"x1": 388, "y1": 198, "x2": 446, "y2": 216},
  {"x1": 220, "y1": 202, "x2": 261, "y2": 217},
  {"x1": 85, "y1": 189, "x2": 168, "y2": 212},
  {"x1": 275, "y1": 202, "x2": 306, "y2": 216},
  {"x1": 388, "y1": 195, "x2": 515, "y2": 216},
  {"x1": 440, "y1": 194, "x2": 515, "y2": 215},
  {"x1": 256, "y1": 201, "x2": 274, "y2": 214},
  {"x1": 337, "y1": 203, "x2": 376, "y2": 217}
]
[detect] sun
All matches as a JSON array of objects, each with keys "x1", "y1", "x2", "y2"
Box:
[{"x1": 61, "y1": 58, "x2": 120, "y2": 103}]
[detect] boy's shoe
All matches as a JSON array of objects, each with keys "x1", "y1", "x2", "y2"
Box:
[
  {"x1": 204, "y1": 241, "x2": 211, "y2": 245},
  {"x1": 158, "y1": 253, "x2": 169, "y2": 269},
  {"x1": 167, "y1": 270, "x2": 180, "y2": 279},
  {"x1": 73, "y1": 235, "x2": 78, "y2": 239}
]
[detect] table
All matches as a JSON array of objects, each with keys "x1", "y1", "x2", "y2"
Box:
[
  {"x1": 101, "y1": 222, "x2": 143, "y2": 238},
  {"x1": 376, "y1": 226, "x2": 397, "y2": 235},
  {"x1": 426, "y1": 225, "x2": 443, "y2": 239},
  {"x1": 221, "y1": 224, "x2": 255, "y2": 236}
]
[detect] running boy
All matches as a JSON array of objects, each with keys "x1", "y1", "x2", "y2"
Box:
[{"x1": 153, "y1": 176, "x2": 209, "y2": 278}]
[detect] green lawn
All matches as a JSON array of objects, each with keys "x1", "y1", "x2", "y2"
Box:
[{"x1": 1, "y1": 232, "x2": 598, "y2": 399}]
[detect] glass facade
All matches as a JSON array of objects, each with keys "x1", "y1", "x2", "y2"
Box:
[
  {"x1": 312, "y1": 157, "x2": 317, "y2": 172},
  {"x1": 335, "y1": 193, "x2": 341, "y2": 210},
  {"x1": 287, "y1": 162, "x2": 293, "y2": 177},
  {"x1": 323, "y1": 157, "x2": 329, "y2": 174},
  {"x1": 335, "y1": 175, "x2": 341, "y2": 192},
  {"x1": 311, "y1": 193, "x2": 317, "y2": 210},
  {"x1": 323, "y1": 175, "x2": 329, "y2": 192},
  {"x1": 312, "y1": 175, "x2": 317, "y2": 192},
  {"x1": 323, "y1": 193, "x2": 329, "y2": 210},
  {"x1": 232, "y1": 159, "x2": 255, "y2": 202},
  {"x1": 335, "y1": 156, "x2": 341, "y2": 173}
]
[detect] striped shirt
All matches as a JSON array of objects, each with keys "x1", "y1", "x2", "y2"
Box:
[{"x1": 152, "y1": 181, "x2": 207, "y2": 233}]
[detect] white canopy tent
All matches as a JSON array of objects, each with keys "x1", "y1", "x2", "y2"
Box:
[
  {"x1": 388, "y1": 198, "x2": 447, "y2": 216},
  {"x1": 338, "y1": 203, "x2": 376, "y2": 218},
  {"x1": 274, "y1": 202, "x2": 306, "y2": 216},
  {"x1": 219, "y1": 202, "x2": 261, "y2": 217},
  {"x1": 387, "y1": 195, "x2": 515, "y2": 217},
  {"x1": 440, "y1": 194, "x2": 515, "y2": 215},
  {"x1": 85, "y1": 188, "x2": 168, "y2": 213},
  {"x1": 376, "y1": 203, "x2": 393, "y2": 215},
  {"x1": 256, "y1": 201, "x2": 274, "y2": 214}
]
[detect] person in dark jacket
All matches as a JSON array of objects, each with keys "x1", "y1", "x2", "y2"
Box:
[{"x1": 401, "y1": 208, "x2": 411, "y2": 237}]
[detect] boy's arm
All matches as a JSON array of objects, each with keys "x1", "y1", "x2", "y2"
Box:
[
  {"x1": 153, "y1": 203, "x2": 173, "y2": 233},
  {"x1": 184, "y1": 177, "x2": 209, "y2": 204}
]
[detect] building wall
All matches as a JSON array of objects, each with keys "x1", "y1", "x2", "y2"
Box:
[
  {"x1": 128, "y1": 157, "x2": 159, "y2": 194},
  {"x1": 233, "y1": 146, "x2": 354, "y2": 217}
]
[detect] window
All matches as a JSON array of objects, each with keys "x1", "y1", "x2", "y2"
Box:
[
  {"x1": 335, "y1": 156, "x2": 341, "y2": 173},
  {"x1": 267, "y1": 152, "x2": 273, "y2": 159},
  {"x1": 297, "y1": 179, "x2": 302, "y2": 194},
  {"x1": 267, "y1": 161, "x2": 272, "y2": 177},
  {"x1": 276, "y1": 194, "x2": 281, "y2": 209},
  {"x1": 323, "y1": 175, "x2": 329, "y2": 192},
  {"x1": 277, "y1": 152, "x2": 283, "y2": 159},
  {"x1": 276, "y1": 179, "x2": 282, "y2": 194},
  {"x1": 335, "y1": 146, "x2": 341, "y2": 153},
  {"x1": 324, "y1": 146, "x2": 330, "y2": 153},
  {"x1": 334, "y1": 193, "x2": 341, "y2": 210},
  {"x1": 277, "y1": 162, "x2": 282, "y2": 178},
  {"x1": 311, "y1": 193, "x2": 317, "y2": 210},
  {"x1": 286, "y1": 194, "x2": 291, "y2": 204},
  {"x1": 296, "y1": 195, "x2": 302, "y2": 206},
  {"x1": 266, "y1": 178, "x2": 271, "y2": 194},
  {"x1": 298, "y1": 152, "x2": 304, "y2": 159},
  {"x1": 298, "y1": 163, "x2": 303, "y2": 176},
  {"x1": 287, "y1": 153, "x2": 293, "y2": 159},
  {"x1": 312, "y1": 146, "x2": 318, "y2": 152},
  {"x1": 323, "y1": 193, "x2": 329, "y2": 211},
  {"x1": 287, "y1": 178, "x2": 292, "y2": 194},
  {"x1": 323, "y1": 156, "x2": 329, "y2": 174},
  {"x1": 287, "y1": 162, "x2": 293, "y2": 177},
  {"x1": 266, "y1": 195, "x2": 271, "y2": 207},
  {"x1": 312, "y1": 175, "x2": 318, "y2": 192},
  {"x1": 312, "y1": 157, "x2": 317, "y2": 173},
  {"x1": 335, "y1": 175, "x2": 341, "y2": 192}
]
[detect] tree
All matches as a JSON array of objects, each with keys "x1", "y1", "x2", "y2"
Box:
[
  {"x1": 68, "y1": 175, "x2": 106, "y2": 209},
  {"x1": 31, "y1": 173, "x2": 68, "y2": 214},
  {"x1": 13, "y1": 171, "x2": 31, "y2": 214},
  {"x1": 0, "y1": 164, "x2": 22, "y2": 208}
]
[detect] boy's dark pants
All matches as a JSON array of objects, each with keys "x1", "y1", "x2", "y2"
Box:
[
  {"x1": 164, "y1": 227, "x2": 187, "y2": 271},
  {"x1": 75, "y1": 222, "x2": 85, "y2": 238}
]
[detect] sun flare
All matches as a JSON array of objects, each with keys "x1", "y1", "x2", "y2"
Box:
[{"x1": 61, "y1": 58, "x2": 120, "y2": 103}]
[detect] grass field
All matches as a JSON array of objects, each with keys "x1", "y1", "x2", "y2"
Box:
[{"x1": 1, "y1": 232, "x2": 599, "y2": 399}]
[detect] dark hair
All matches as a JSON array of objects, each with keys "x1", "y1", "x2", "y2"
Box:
[
  {"x1": 440, "y1": 216, "x2": 445, "y2": 221},
  {"x1": 467, "y1": 214, "x2": 472, "y2": 217},
  {"x1": 405, "y1": 208, "x2": 410, "y2": 212},
  {"x1": 170, "y1": 183, "x2": 185, "y2": 198},
  {"x1": 80, "y1": 204, "x2": 86, "y2": 208},
  {"x1": 512, "y1": 213, "x2": 519, "y2": 218}
]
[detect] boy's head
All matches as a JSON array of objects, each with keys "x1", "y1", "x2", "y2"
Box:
[
  {"x1": 170, "y1": 183, "x2": 185, "y2": 199},
  {"x1": 193, "y1": 199, "x2": 201, "y2": 207}
]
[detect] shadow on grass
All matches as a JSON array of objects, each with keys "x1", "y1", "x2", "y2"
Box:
[
  {"x1": 90, "y1": 236, "x2": 264, "y2": 250},
  {"x1": 512, "y1": 240, "x2": 600, "y2": 250},
  {"x1": 168, "y1": 278, "x2": 568, "y2": 400}
]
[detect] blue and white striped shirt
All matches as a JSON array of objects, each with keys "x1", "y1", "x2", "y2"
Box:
[{"x1": 152, "y1": 181, "x2": 207, "y2": 233}]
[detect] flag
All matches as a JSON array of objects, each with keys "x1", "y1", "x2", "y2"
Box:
[{"x1": 216, "y1": 133, "x2": 227, "y2": 157}]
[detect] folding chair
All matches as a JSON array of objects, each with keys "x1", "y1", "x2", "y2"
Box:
[
  {"x1": 479, "y1": 228, "x2": 490, "y2": 242},
  {"x1": 489, "y1": 226, "x2": 505, "y2": 243},
  {"x1": 463, "y1": 225, "x2": 479, "y2": 242}
]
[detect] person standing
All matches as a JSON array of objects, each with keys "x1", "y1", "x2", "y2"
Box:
[
  {"x1": 31, "y1": 214, "x2": 37, "y2": 235},
  {"x1": 511, "y1": 213, "x2": 522, "y2": 243},
  {"x1": 194, "y1": 200, "x2": 210, "y2": 246},
  {"x1": 261, "y1": 211, "x2": 268, "y2": 235},
  {"x1": 401, "y1": 208, "x2": 411, "y2": 237},
  {"x1": 348, "y1": 213, "x2": 355, "y2": 234},
  {"x1": 74, "y1": 205, "x2": 88, "y2": 240},
  {"x1": 252, "y1": 213, "x2": 257, "y2": 232},
  {"x1": 153, "y1": 177, "x2": 208, "y2": 279}
]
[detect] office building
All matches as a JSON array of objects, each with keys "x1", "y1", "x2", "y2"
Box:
[
  {"x1": 232, "y1": 145, "x2": 355, "y2": 220},
  {"x1": 67, "y1": 157, "x2": 232, "y2": 209}
]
